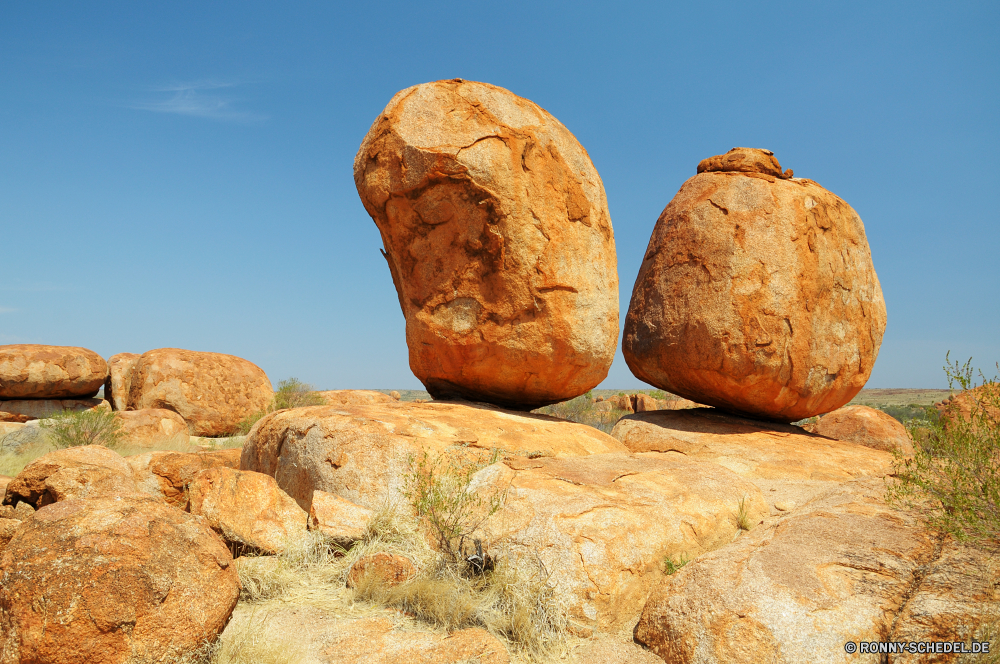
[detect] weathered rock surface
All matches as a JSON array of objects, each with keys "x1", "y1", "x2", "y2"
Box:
[
  {"x1": 0, "y1": 496, "x2": 239, "y2": 664},
  {"x1": 632, "y1": 479, "x2": 991, "y2": 664},
  {"x1": 475, "y1": 453, "x2": 769, "y2": 629},
  {"x1": 805, "y1": 404, "x2": 914, "y2": 455},
  {"x1": 241, "y1": 400, "x2": 627, "y2": 511},
  {"x1": 125, "y1": 348, "x2": 273, "y2": 436},
  {"x1": 128, "y1": 448, "x2": 242, "y2": 507},
  {"x1": 0, "y1": 397, "x2": 110, "y2": 422},
  {"x1": 936, "y1": 383, "x2": 1000, "y2": 430},
  {"x1": 623, "y1": 148, "x2": 886, "y2": 423},
  {"x1": 309, "y1": 490, "x2": 373, "y2": 546},
  {"x1": 0, "y1": 344, "x2": 108, "y2": 399},
  {"x1": 104, "y1": 352, "x2": 140, "y2": 411},
  {"x1": 3, "y1": 445, "x2": 138, "y2": 508},
  {"x1": 0, "y1": 421, "x2": 49, "y2": 455},
  {"x1": 0, "y1": 423, "x2": 24, "y2": 441},
  {"x1": 354, "y1": 79, "x2": 619, "y2": 410},
  {"x1": 0, "y1": 519, "x2": 19, "y2": 551},
  {"x1": 315, "y1": 389, "x2": 394, "y2": 406},
  {"x1": 347, "y1": 552, "x2": 417, "y2": 589},
  {"x1": 188, "y1": 466, "x2": 308, "y2": 554},
  {"x1": 612, "y1": 408, "x2": 895, "y2": 511},
  {"x1": 116, "y1": 408, "x2": 190, "y2": 449}
]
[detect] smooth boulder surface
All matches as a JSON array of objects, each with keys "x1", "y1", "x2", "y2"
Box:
[
  {"x1": 805, "y1": 404, "x2": 914, "y2": 455},
  {"x1": 128, "y1": 448, "x2": 242, "y2": 507},
  {"x1": 104, "y1": 352, "x2": 140, "y2": 411},
  {"x1": 241, "y1": 400, "x2": 628, "y2": 511},
  {"x1": 0, "y1": 344, "x2": 108, "y2": 399},
  {"x1": 475, "y1": 453, "x2": 769, "y2": 629},
  {"x1": 116, "y1": 408, "x2": 190, "y2": 449},
  {"x1": 354, "y1": 79, "x2": 619, "y2": 410},
  {"x1": 187, "y1": 467, "x2": 308, "y2": 554},
  {"x1": 125, "y1": 348, "x2": 273, "y2": 436},
  {"x1": 0, "y1": 397, "x2": 110, "y2": 422},
  {"x1": 623, "y1": 148, "x2": 886, "y2": 423},
  {"x1": 612, "y1": 408, "x2": 895, "y2": 511},
  {"x1": 0, "y1": 496, "x2": 239, "y2": 664},
  {"x1": 632, "y1": 479, "x2": 989, "y2": 664},
  {"x1": 309, "y1": 490, "x2": 373, "y2": 546},
  {"x1": 3, "y1": 445, "x2": 138, "y2": 508}
]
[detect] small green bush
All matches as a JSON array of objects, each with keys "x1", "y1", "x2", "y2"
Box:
[
  {"x1": 230, "y1": 377, "x2": 326, "y2": 435},
  {"x1": 887, "y1": 354, "x2": 1000, "y2": 544},
  {"x1": 40, "y1": 408, "x2": 124, "y2": 449},
  {"x1": 662, "y1": 553, "x2": 690, "y2": 575}
]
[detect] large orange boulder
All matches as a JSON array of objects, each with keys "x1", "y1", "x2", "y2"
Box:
[
  {"x1": 0, "y1": 345, "x2": 108, "y2": 399},
  {"x1": 241, "y1": 400, "x2": 627, "y2": 511},
  {"x1": 0, "y1": 496, "x2": 239, "y2": 664},
  {"x1": 354, "y1": 79, "x2": 619, "y2": 410},
  {"x1": 125, "y1": 348, "x2": 273, "y2": 436},
  {"x1": 187, "y1": 467, "x2": 308, "y2": 554},
  {"x1": 116, "y1": 408, "x2": 190, "y2": 449},
  {"x1": 128, "y1": 448, "x2": 242, "y2": 507},
  {"x1": 3, "y1": 445, "x2": 138, "y2": 508},
  {"x1": 806, "y1": 404, "x2": 914, "y2": 455},
  {"x1": 623, "y1": 148, "x2": 886, "y2": 423}
]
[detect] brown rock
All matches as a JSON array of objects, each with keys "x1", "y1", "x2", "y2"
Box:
[
  {"x1": 116, "y1": 408, "x2": 190, "y2": 449},
  {"x1": 128, "y1": 448, "x2": 242, "y2": 507},
  {"x1": 0, "y1": 423, "x2": 23, "y2": 442},
  {"x1": 0, "y1": 476, "x2": 10, "y2": 497},
  {"x1": 697, "y1": 146, "x2": 791, "y2": 179},
  {"x1": 241, "y1": 400, "x2": 628, "y2": 511},
  {"x1": 806, "y1": 404, "x2": 914, "y2": 455},
  {"x1": 477, "y1": 453, "x2": 769, "y2": 629},
  {"x1": 308, "y1": 490, "x2": 373, "y2": 546},
  {"x1": 104, "y1": 352, "x2": 139, "y2": 411},
  {"x1": 936, "y1": 383, "x2": 1000, "y2": 430},
  {"x1": 0, "y1": 496, "x2": 239, "y2": 664},
  {"x1": 632, "y1": 479, "x2": 981, "y2": 664},
  {"x1": 354, "y1": 79, "x2": 619, "y2": 410},
  {"x1": 0, "y1": 519, "x2": 20, "y2": 551},
  {"x1": 187, "y1": 467, "x2": 308, "y2": 554},
  {"x1": 0, "y1": 397, "x2": 110, "y2": 422},
  {"x1": 611, "y1": 408, "x2": 895, "y2": 511},
  {"x1": 0, "y1": 412, "x2": 31, "y2": 424},
  {"x1": 347, "y1": 552, "x2": 416, "y2": 589},
  {"x1": 0, "y1": 344, "x2": 108, "y2": 399},
  {"x1": 389, "y1": 390, "x2": 401, "y2": 400},
  {"x1": 126, "y1": 348, "x2": 273, "y2": 436},
  {"x1": 623, "y1": 148, "x2": 886, "y2": 423},
  {"x1": 631, "y1": 393, "x2": 661, "y2": 413},
  {"x1": 315, "y1": 389, "x2": 394, "y2": 406},
  {"x1": 3, "y1": 445, "x2": 138, "y2": 508}
]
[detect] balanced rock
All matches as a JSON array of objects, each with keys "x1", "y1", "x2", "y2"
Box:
[
  {"x1": 612, "y1": 408, "x2": 895, "y2": 511},
  {"x1": 125, "y1": 348, "x2": 273, "y2": 436},
  {"x1": 128, "y1": 448, "x2": 242, "y2": 507},
  {"x1": 187, "y1": 467, "x2": 308, "y2": 555},
  {"x1": 475, "y1": 453, "x2": 769, "y2": 629},
  {"x1": 0, "y1": 344, "x2": 108, "y2": 399},
  {"x1": 354, "y1": 79, "x2": 619, "y2": 410},
  {"x1": 3, "y1": 445, "x2": 138, "y2": 508},
  {"x1": 806, "y1": 404, "x2": 914, "y2": 455},
  {"x1": 116, "y1": 408, "x2": 190, "y2": 449},
  {"x1": 241, "y1": 400, "x2": 627, "y2": 511},
  {"x1": 632, "y1": 479, "x2": 983, "y2": 664},
  {"x1": 0, "y1": 496, "x2": 238, "y2": 664},
  {"x1": 104, "y1": 352, "x2": 140, "y2": 410},
  {"x1": 623, "y1": 148, "x2": 886, "y2": 422}
]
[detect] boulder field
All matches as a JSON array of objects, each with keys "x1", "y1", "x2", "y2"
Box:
[
  {"x1": 622, "y1": 148, "x2": 886, "y2": 423},
  {"x1": 354, "y1": 79, "x2": 619, "y2": 410}
]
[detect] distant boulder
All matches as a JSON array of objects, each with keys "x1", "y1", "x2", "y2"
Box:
[
  {"x1": 0, "y1": 344, "x2": 108, "y2": 399},
  {"x1": 805, "y1": 404, "x2": 914, "y2": 455}
]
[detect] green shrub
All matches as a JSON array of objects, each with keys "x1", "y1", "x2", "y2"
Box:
[
  {"x1": 662, "y1": 553, "x2": 690, "y2": 575},
  {"x1": 230, "y1": 377, "x2": 326, "y2": 435},
  {"x1": 40, "y1": 408, "x2": 124, "y2": 449},
  {"x1": 887, "y1": 355, "x2": 1000, "y2": 544}
]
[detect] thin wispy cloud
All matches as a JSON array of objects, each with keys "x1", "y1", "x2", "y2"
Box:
[
  {"x1": 129, "y1": 81, "x2": 267, "y2": 123},
  {"x1": 0, "y1": 308, "x2": 15, "y2": 314}
]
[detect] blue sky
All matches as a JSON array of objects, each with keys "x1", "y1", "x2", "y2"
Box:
[{"x1": 1, "y1": 1, "x2": 997, "y2": 390}]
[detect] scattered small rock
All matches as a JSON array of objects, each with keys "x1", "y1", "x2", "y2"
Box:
[{"x1": 346, "y1": 552, "x2": 416, "y2": 589}]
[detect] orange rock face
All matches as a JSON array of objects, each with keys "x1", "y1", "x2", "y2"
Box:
[
  {"x1": 0, "y1": 496, "x2": 238, "y2": 664},
  {"x1": 3, "y1": 445, "x2": 138, "y2": 508},
  {"x1": 807, "y1": 404, "x2": 914, "y2": 455},
  {"x1": 623, "y1": 148, "x2": 886, "y2": 422},
  {"x1": 125, "y1": 348, "x2": 273, "y2": 436},
  {"x1": 104, "y1": 352, "x2": 140, "y2": 411},
  {"x1": 354, "y1": 79, "x2": 619, "y2": 410},
  {"x1": 116, "y1": 408, "x2": 190, "y2": 449},
  {"x1": 0, "y1": 345, "x2": 108, "y2": 399},
  {"x1": 346, "y1": 552, "x2": 416, "y2": 589},
  {"x1": 128, "y1": 448, "x2": 242, "y2": 507}
]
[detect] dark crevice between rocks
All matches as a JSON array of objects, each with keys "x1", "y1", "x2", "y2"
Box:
[{"x1": 881, "y1": 534, "x2": 947, "y2": 663}]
